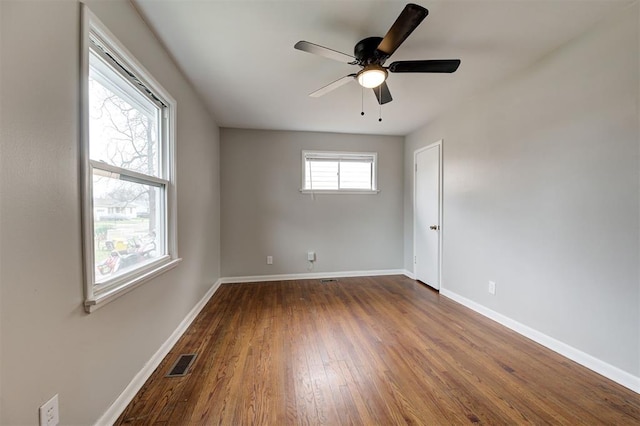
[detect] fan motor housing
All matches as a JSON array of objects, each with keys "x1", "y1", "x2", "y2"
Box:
[{"x1": 354, "y1": 37, "x2": 385, "y2": 65}]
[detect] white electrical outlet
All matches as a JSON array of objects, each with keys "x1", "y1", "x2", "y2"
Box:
[
  {"x1": 39, "y1": 394, "x2": 59, "y2": 426},
  {"x1": 266, "y1": 256, "x2": 273, "y2": 265},
  {"x1": 307, "y1": 251, "x2": 316, "y2": 262},
  {"x1": 488, "y1": 281, "x2": 496, "y2": 295}
]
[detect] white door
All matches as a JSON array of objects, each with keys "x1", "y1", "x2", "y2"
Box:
[{"x1": 414, "y1": 143, "x2": 441, "y2": 290}]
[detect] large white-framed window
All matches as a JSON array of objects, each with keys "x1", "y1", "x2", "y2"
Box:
[
  {"x1": 80, "y1": 6, "x2": 179, "y2": 312},
  {"x1": 301, "y1": 150, "x2": 379, "y2": 194}
]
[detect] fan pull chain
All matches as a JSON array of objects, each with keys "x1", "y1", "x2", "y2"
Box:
[
  {"x1": 361, "y1": 86, "x2": 365, "y2": 116},
  {"x1": 378, "y1": 86, "x2": 382, "y2": 122}
]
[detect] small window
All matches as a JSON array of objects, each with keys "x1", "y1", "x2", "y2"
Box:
[
  {"x1": 81, "y1": 6, "x2": 179, "y2": 312},
  {"x1": 302, "y1": 151, "x2": 378, "y2": 193}
]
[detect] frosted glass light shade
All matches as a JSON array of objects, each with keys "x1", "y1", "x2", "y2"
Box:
[{"x1": 357, "y1": 65, "x2": 387, "y2": 88}]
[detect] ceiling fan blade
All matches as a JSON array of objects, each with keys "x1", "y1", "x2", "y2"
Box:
[
  {"x1": 376, "y1": 4, "x2": 428, "y2": 58},
  {"x1": 373, "y1": 81, "x2": 392, "y2": 105},
  {"x1": 309, "y1": 74, "x2": 356, "y2": 97},
  {"x1": 388, "y1": 59, "x2": 461, "y2": 73},
  {"x1": 295, "y1": 41, "x2": 355, "y2": 63}
]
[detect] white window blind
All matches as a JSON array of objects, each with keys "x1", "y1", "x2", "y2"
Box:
[{"x1": 302, "y1": 151, "x2": 377, "y2": 192}]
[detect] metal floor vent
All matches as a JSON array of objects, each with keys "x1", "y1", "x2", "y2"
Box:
[
  {"x1": 320, "y1": 279, "x2": 338, "y2": 283},
  {"x1": 166, "y1": 354, "x2": 196, "y2": 377}
]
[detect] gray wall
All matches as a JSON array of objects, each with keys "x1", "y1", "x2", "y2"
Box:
[
  {"x1": 221, "y1": 129, "x2": 404, "y2": 277},
  {"x1": 0, "y1": 1, "x2": 220, "y2": 423},
  {"x1": 404, "y1": 6, "x2": 639, "y2": 376}
]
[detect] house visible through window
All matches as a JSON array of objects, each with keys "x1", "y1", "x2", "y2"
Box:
[
  {"x1": 302, "y1": 151, "x2": 378, "y2": 193},
  {"x1": 81, "y1": 6, "x2": 179, "y2": 312}
]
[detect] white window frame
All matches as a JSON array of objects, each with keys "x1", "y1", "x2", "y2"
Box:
[
  {"x1": 80, "y1": 5, "x2": 180, "y2": 313},
  {"x1": 300, "y1": 150, "x2": 379, "y2": 194}
]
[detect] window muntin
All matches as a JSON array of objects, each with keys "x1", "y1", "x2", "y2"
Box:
[
  {"x1": 81, "y1": 6, "x2": 178, "y2": 311},
  {"x1": 302, "y1": 151, "x2": 377, "y2": 192}
]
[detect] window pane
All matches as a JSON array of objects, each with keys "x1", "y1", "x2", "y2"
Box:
[
  {"x1": 339, "y1": 161, "x2": 372, "y2": 189},
  {"x1": 303, "y1": 151, "x2": 377, "y2": 192},
  {"x1": 93, "y1": 172, "x2": 164, "y2": 286},
  {"x1": 307, "y1": 160, "x2": 339, "y2": 190},
  {"x1": 89, "y1": 53, "x2": 161, "y2": 178}
]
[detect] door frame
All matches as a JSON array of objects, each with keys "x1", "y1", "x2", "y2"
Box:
[{"x1": 413, "y1": 139, "x2": 443, "y2": 289}]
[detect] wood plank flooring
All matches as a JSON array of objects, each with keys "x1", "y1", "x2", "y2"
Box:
[{"x1": 115, "y1": 275, "x2": 640, "y2": 425}]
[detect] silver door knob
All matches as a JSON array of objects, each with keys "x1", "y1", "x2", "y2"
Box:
[{"x1": 429, "y1": 225, "x2": 439, "y2": 230}]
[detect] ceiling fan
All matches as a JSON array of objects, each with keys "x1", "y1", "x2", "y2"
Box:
[{"x1": 294, "y1": 3, "x2": 460, "y2": 105}]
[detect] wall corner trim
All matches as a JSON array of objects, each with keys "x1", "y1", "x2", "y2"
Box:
[
  {"x1": 94, "y1": 279, "x2": 223, "y2": 425},
  {"x1": 440, "y1": 289, "x2": 640, "y2": 394}
]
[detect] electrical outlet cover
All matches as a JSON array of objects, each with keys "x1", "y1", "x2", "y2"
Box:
[{"x1": 39, "y1": 394, "x2": 59, "y2": 426}]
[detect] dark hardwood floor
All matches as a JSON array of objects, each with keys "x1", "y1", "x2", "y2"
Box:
[{"x1": 116, "y1": 275, "x2": 640, "y2": 425}]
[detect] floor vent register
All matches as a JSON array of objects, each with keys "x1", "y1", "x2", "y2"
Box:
[{"x1": 166, "y1": 354, "x2": 197, "y2": 377}]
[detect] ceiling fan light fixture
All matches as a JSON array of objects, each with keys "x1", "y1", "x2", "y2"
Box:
[{"x1": 357, "y1": 65, "x2": 387, "y2": 88}]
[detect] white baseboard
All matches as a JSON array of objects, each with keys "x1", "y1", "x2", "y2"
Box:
[
  {"x1": 440, "y1": 289, "x2": 640, "y2": 394},
  {"x1": 95, "y1": 279, "x2": 223, "y2": 426},
  {"x1": 219, "y1": 269, "x2": 408, "y2": 284}
]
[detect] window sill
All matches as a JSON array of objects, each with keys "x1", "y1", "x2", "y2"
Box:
[
  {"x1": 84, "y1": 257, "x2": 182, "y2": 313},
  {"x1": 300, "y1": 189, "x2": 380, "y2": 195}
]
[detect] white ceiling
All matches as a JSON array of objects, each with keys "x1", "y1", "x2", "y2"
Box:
[{"x1": 134, "y1": 0, "x2": 631, "y2": 136}]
